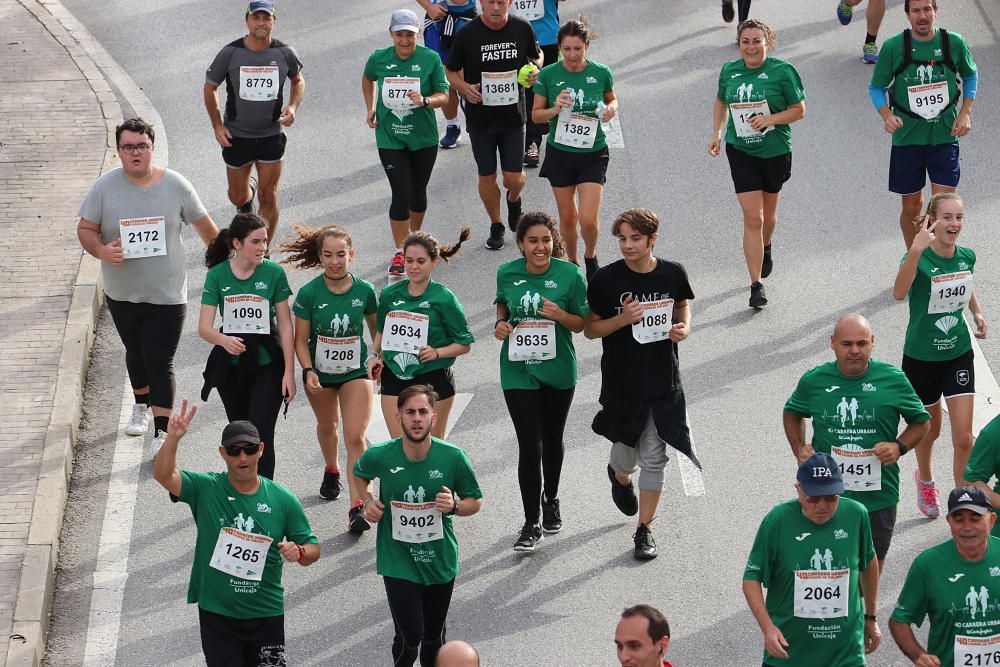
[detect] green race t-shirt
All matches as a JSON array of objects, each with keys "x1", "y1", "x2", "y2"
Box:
[
  {"x1": 744, "y1": 498, "x2": 875, "y2": 667},
  {"x1": 363, "y1": 44, "x2": 449, "y2": 151},
  {"x1": 784, "y1": 360, "x2": 930, "y2": 512},
  {"x1": 871, "y1": 29, "x2": 977, "y2": 147},
  {"x1": 902, "y1": 245, "x2": 976, "y2": 361},
  {"x1": 376, "y1": 280, "x2": 474, "y2": 381},
  {"x1": 892, "y1": 537, "x2": 1000, "y2": 665},
  {"x1": 354, "y1": 437, "x2": 482, "y2": 585},
  {"x1": 962, "y1": 415, "x2": 1000, "y2": 536},
  {"x1": 292, "y1": 273, "x2": 377, "y2": 385},
  {"x1": 201, "y1": 259, "x2": 292, "y2": 366},
  {"x1": 717, "y1": 56, "x2": 805, "y2": 159},
  {"x1": 534, "y1": 59, "x2": 614, "y2": 153},
  {"x1": 171, "y1": 471, "x2": 317, "y2": 619},
  {"x1": 495, "y1": 257, "x2": 590, "y2": 390}
]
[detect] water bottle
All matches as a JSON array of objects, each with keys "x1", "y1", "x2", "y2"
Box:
[
  {"x1": 596, "y1": 101, "x2": 616, "y2": 133},
  {"x1": 558, "y1": 88, "x2": 575, "y2": 124}
]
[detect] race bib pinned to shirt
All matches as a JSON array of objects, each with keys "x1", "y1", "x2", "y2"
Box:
[
  {"x1": 928, "y1": 271, "x2": 973, "y2": 314},
  {"x1": 508, "y1": 319, "x2": 556, "y2": 361},
  {"x1": 730, "y1": 100, "x2": 773, "y2": 138},
  {"x1": 907, "y1": 81, "x2": 949, "y2": 120},
  {"x1": 315, "y1": 335, "x2": 361, "y2": 374},
  {"x1": 119, "y1": 216, "x2": 166, "y2": 259},
  {"x1": 382, "y1": 77, "x2": 420, "y2": 110},
  {"x1": 510, "y1": 0, "x2": 545, "y2": 21},
  {"x1": 391, "y1": 501, "x2": 443, "y2": 544},
  {"x1": 631, "y1": 299, "x2": 674, "y2": 344},
  {"x1": 955, "y1": 634, "x2": 1000, "y2": 667},
  {"x1": 223, "y1": 294, "x2": 270, "y2": 334},
  {"x1": 382, "y1": 311, "x2": 429, "y2": 353},
  {"x1": 793, "y1": 569, "x2": 849, "y2": 618},
  {"x1": 482, "y1": 70, "x2": 518, "y2": 106},
  {"x1": 555, "y1": 113, "x2": 598, "y2": 149},
  {"x1": 239, "y1": 66, "x2": 279, "y2": 101},
  {"x1": 209, "y1": 527, "x2": 273, "y2": 581},
  {"x1": 831, "y1": 446, "x2": 882, "y2": 491}
]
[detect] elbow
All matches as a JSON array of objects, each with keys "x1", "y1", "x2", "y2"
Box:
[
  {"x1": 583, "y1": 326, "x2": 597, "y2": 340},
  {"x1": 892, "y1": 290, "x2": 907, "y2": 302}
]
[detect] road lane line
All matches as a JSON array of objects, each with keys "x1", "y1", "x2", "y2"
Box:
[
  {"x1": 365, "y1": 392, "x2": 473, "y2": 444},
  {"x1": 678, "y1": 411, "x2": 706, "y2": 497}
]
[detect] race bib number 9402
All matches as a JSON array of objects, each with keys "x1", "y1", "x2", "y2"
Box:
[{"x1": 391, "y1": 501, "x2": 443, "y2": 544}]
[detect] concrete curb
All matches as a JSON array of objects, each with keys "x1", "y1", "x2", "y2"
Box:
[{"x1": 6, "y1": 1, "x2": 120, "y2": 664}]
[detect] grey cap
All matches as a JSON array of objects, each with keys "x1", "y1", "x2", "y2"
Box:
[{"x1": 390, "y1": 9, "x2": 420, "y2": 33}]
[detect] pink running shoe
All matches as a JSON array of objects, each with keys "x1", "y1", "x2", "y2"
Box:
[{"x1": 914, "y1": 468, "x2": 940, "y2": 518}]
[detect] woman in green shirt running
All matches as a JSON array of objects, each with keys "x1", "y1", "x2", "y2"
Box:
[
  {"x1": 281, "y1": 224, "x2": 379, "y2": 533},
  {"x1": 368, "y1": 229, "x2": 474, "y2": 440},
  {"x1": 893, "y1": 193, "x2": 987, "y2": 518},
  {"x1": 198, "y1": 213, "x2": 295, "y2": 480}
]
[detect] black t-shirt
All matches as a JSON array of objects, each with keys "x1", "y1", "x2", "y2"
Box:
[
  {"x1": 446, "y1": 16, "x2": 541, "y2": 129},
  {"x1": 587, "y1": 258, "x2": 695, "y2": 401}
]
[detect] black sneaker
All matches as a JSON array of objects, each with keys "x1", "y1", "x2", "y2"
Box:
[
  {"x1": 633, "y1": 523, "x2": 658, "y2": 560},
  {"x1": 749, "y1": 281, "x2": 768, "y2": 309},
  {"x1": 485, "y1": 223, "x2": 506, "y2": 250},
  {"x1": 506, "y1": 194, "x2": 523, "y2": 232},
  {"x1": 761, "y1": 244, "x2": 773, "y2": 279},
  {"x1": 585, "y1": 256, "x2": 600, "y2": 281},
  {"x1": 722, "y1": 0, "x2": 735, "y2": 22},
  {"x1": 348, "y1": 505, "x2": 371, "y2": 534},
  {"x1": 513, "y1": 522, "x2": 543, "y2": 552},
  {"x1": 608, "y1": 465, "x2": 638, "y2": 516},
  {"x1": 237, "y1": 175, "x2": 257, "y2": 214},
  {"x1": 541, "y1": 494, "x2": 562, "y2": 534},
  {"x1": 320, "y1": 470, "x2": 342, "y2": 500}
]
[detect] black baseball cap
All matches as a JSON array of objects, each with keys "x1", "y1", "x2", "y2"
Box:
[
  {"x1": 221, "y1": 420, "x2": 261, "y2": 447},
  {"x1": 948, "y1": 486, "x2": 993, "y2": 516}
]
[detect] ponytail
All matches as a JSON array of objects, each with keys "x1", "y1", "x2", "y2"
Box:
[{"x1": 205, "y1": 213, "x2": 267, "y2": 268}]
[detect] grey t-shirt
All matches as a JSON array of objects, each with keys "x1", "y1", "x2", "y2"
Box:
[
  {"x1": 78, "y1": 168, "x2": 208, "y2": 305},
  {"x1": 205, "y1": 37, "x2": 303, "y2": 139}
]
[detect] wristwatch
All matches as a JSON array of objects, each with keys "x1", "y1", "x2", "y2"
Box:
[
  {"x1": 302, "y1": 367, "x2": 317, "y2": 383},
  {"x1": 422, "y1": 97, "x2": 430, "y2": 108},
  {"x1": 895, "y1": 439, "x2": 909, "y2": 456}
]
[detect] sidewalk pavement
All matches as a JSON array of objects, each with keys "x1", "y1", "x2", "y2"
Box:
[{"x1": 0, "y1": 0, "x2": 118, "y2": 663}]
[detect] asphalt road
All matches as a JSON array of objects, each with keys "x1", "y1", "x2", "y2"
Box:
[{"x1": 45, "y1": 0, "x2": 1000, "y2": 665}]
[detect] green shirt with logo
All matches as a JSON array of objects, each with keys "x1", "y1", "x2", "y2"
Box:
[
  {"x1": 784, "y1": 360, "x2": 930, "y2": 512},
  {"x1": 962, "y1": 415, "x2": 1000, "y2": 536},
  {"x1": 717, "y1": 56, "x2": 805, "y2": 159},
  {"x1": 892, "y1": 537, "x2": 1000, "y2": 665},
  {"x1": 744, "y1": 498, "x2": 875, "y2": 667},
  {"x1": 354, "y1": 437, "x2": 482, "y2": 585},
  {"x1": 871, "y1": 29, "x2": 977, "y2": 147},
  {"x1": 363, "y1": 44, "x2": 449, "y2": 151},
  {"x1": 292, "y1": 274, "x2": 377, "y2": 385},
  {"x1": 494, "y1": 257, "x2": 590, "y2": 390},
  {"x1": 171, "y1": 470, "x2": 318, "y2": 619},
  {"x1": 902, "y1": 246, "x2": 976, "y2": 361},
  {"x1": 201, "y1": 259, "x2": 292, "y2": 366},
  {"x1": 376, "y1": 279, "x2": 474, "y2": 381},
  {"x1": 534, "y1": 59, "x2": 615, "y2": 153}
]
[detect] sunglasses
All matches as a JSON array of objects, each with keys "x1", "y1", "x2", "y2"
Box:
[
  {"x1": 223, "y1": 442, "x2": 261, "y2": 457},
  {"x1": 804, "y1": 494, "x2": 839, "y2": 504}
]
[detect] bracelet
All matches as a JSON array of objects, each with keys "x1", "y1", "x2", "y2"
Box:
[
  {"x1": 895, "y1": 439, "x2": 909, "y2": 456},
  {"x1": 494, "y1": 318, "x2": 507, "y2": 329},
  {"x1": 296, "y1": 544, "x2": 306, "y2": 562},
  {"x1": 864, "y1": 614, "x2": 877, "y2": 621},
  {"x1": 301, "y1": 367, "x2": 316, "y2": 383},
  {"x1": 434, "y1": 348, "x2": 441, "y2": 360},
  {"x1": 366, "y1": 353, "x2": 379, "y2": 363},
  {"x1": 449, "y1": 491, "x2": 459, "y2": 516}
]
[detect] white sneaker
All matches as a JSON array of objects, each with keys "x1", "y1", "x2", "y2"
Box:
[
  {"x1": 125, "y1": 404, "x2": 151, "y2": 436},
  {"x1": 151, "y1": 431, "x2": 166, "y2": 458}
]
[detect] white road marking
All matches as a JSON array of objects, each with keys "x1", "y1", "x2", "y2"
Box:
[
  {"x1": 365, "y1": 392, "x2": 473, "y2": 444},
  {"x1": 83, "y1": 379, "x2": 144, "y2": 666},
  {"x1": 678, "y1": 413, "x2": 705, "y2": 497}
]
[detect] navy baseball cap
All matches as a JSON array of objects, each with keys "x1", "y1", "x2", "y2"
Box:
[
  {"x1": 247, "y1": 1, "x2": 275, "y2": 16},
  {"x1": 797, "y1": 453, "x2": 845, "y2": 496},
  {"x1": 948, "y1": 486, "x2": 993, "y2": 516},
  {"x1": 221, "y1": 420, "x2": 261, "y2": 446}
]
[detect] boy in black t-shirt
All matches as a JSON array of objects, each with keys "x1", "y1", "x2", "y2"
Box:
[{"x1": 584, "y1": 208, "x2": 699, "y2": 561}]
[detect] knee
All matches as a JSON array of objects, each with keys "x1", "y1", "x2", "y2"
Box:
[
  {"x1": 743, "y1": 216, "x2": 764, "y2": 231},
  {"x1": 901, "y1": 195, "x2": 924, "y2": 217},
  {"x1": 502, "y1": 174, "x2": 522, "y2": 190},
  {"x1": 257, "y1": 185, "x2": 279, "y2": 208},
  {"x1": 926, "y1": 420, "x2": 943, "y2": 442},
  {"x1": 954, "y1": 431, "x2": 974, "y2": 455},
  {"x1": 637, "y1": 466, "x2": 666, "y2": 492},
  {"x1": 226, "y1": 185, "x2": 247, "y2": 205},
  {"x1": 343, "y1": 429, "x2": 367, "y2": 453},
  {"x1": 317, "y1": 420, "x2": 338, "y2": 440}
]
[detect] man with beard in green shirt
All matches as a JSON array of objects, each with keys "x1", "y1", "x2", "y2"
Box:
[
  {"x1": 891, "y1": 486, "x2": 1000, "y2": 666},
  {"x1": 744, "y1": 452, "x2": 881, "y2": 666}
]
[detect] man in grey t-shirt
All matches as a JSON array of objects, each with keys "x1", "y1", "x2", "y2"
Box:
[
  {"x1": 203, "y1": 0, "x2": 304, "y2": 244},
  {"x1": 77, "y1": 118, "x2": 218, "y2": 455}
]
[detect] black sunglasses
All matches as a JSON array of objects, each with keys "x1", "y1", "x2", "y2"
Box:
[{"x1": 223, "y1": 442, "x2": 261, "y2": 457}]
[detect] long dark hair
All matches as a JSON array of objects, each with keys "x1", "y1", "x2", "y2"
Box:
[
  {"x1": 515, "y1": 211, "x2": 566, "y2": 259},
  {"x1": 280, "y1": 224, "x2": 353, "y2": 269},
  {"x1": 205, "y1": 213, "x2": 267, "y2": 268}
]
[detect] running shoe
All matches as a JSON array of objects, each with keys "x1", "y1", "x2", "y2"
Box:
[
  {"x1": 722, "y1": 0, "x2": 735, "y2": 23},
  {"x1": 388, "y1": 250, "x2": 405, "y2": 277},
  {"x1": 150, "y1": 431, "x2": 166, "y2": 458},
  {"x1": 914, "y1": 468, "x2": 940, "y2": 519},
  {"x1": 349, "y1": 505, "x2": 372, "y2": 533},
  {"x1": 237, "y1": 176, "x2": 257, "y2": 214},
  {"x1": 585, "y1": 256, "x2": 600, "y2": 281},
  {"x1": 440, "y1": 125, "x2": 461, "y2": 149},
  {"x1": 524, "y1": 142, "x2": 539, "y2": 168},
  {"x1": 513, "y1": 522, "x2": 544, "y2": 552},
  {"x1": 125, "y1": 404, "x2": 151, "y2": 436},
  {"x1": 485, "y1": 223, "x2": 506, "y2": 250},
  {"x1": 836, "y1": 0, "x2": 853, "y2": 25},
  {"x1": 608, "y1": 465, "x2": 638, "y2": 516},
  {"x1": 749, "y1": 281, "x2": 767, "y2": 309},
  {"x1": 863, "y1": 42, "x2": 879, "y2": 64},
  {"x1": 320, "y1": 470, "x2": 342, "y2": 500},
  {"x1": 541, "y1": 494, "x2": 562, "y2": 534},
  {"x1": 506, "y1": 194, "x2": 523, "y2": 232},
  {"x1": 762, "y1": 244, "x2": 773, "y2": 279},
  {"x1": 633, "y1": 523, "x2": 657, "y2": 560}
]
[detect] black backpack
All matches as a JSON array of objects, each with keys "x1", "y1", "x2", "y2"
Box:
[{"x1": 890, "y1": 28, "x2": 959, "y2": 119}]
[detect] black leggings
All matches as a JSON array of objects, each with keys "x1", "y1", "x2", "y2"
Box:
[
  {"x1": 525, "y1": 43, "x2": 560, "y2": 148},
  {"x1": 105, "y1": 297, "x2": 185, "y2": 410},
  {"x1": 739, "y1": 0, "x2": 752, "y2": 22},
  {"x1": 503, "y1": 385, "x2": 575, "y2": 523},
  {"x1": 378, "y1": 146, "x2": 438, "y2": 222},
  {"x1": 383, "y1": 576, "x2": 455, "y2": 667},
  {"x1": 216, "y1": 362, "x2": 284, "y2": 480}
]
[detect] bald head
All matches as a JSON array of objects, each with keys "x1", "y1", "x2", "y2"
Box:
[
  {"x1": 832, "y1": 313, "x2": 872, "y2": 339},
  {"x1": 436, "y1": 640, "x2": 480, "y2": 667},
  {"x1": 830, "y1": 313, "x2": 875, "y2": 377}
]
